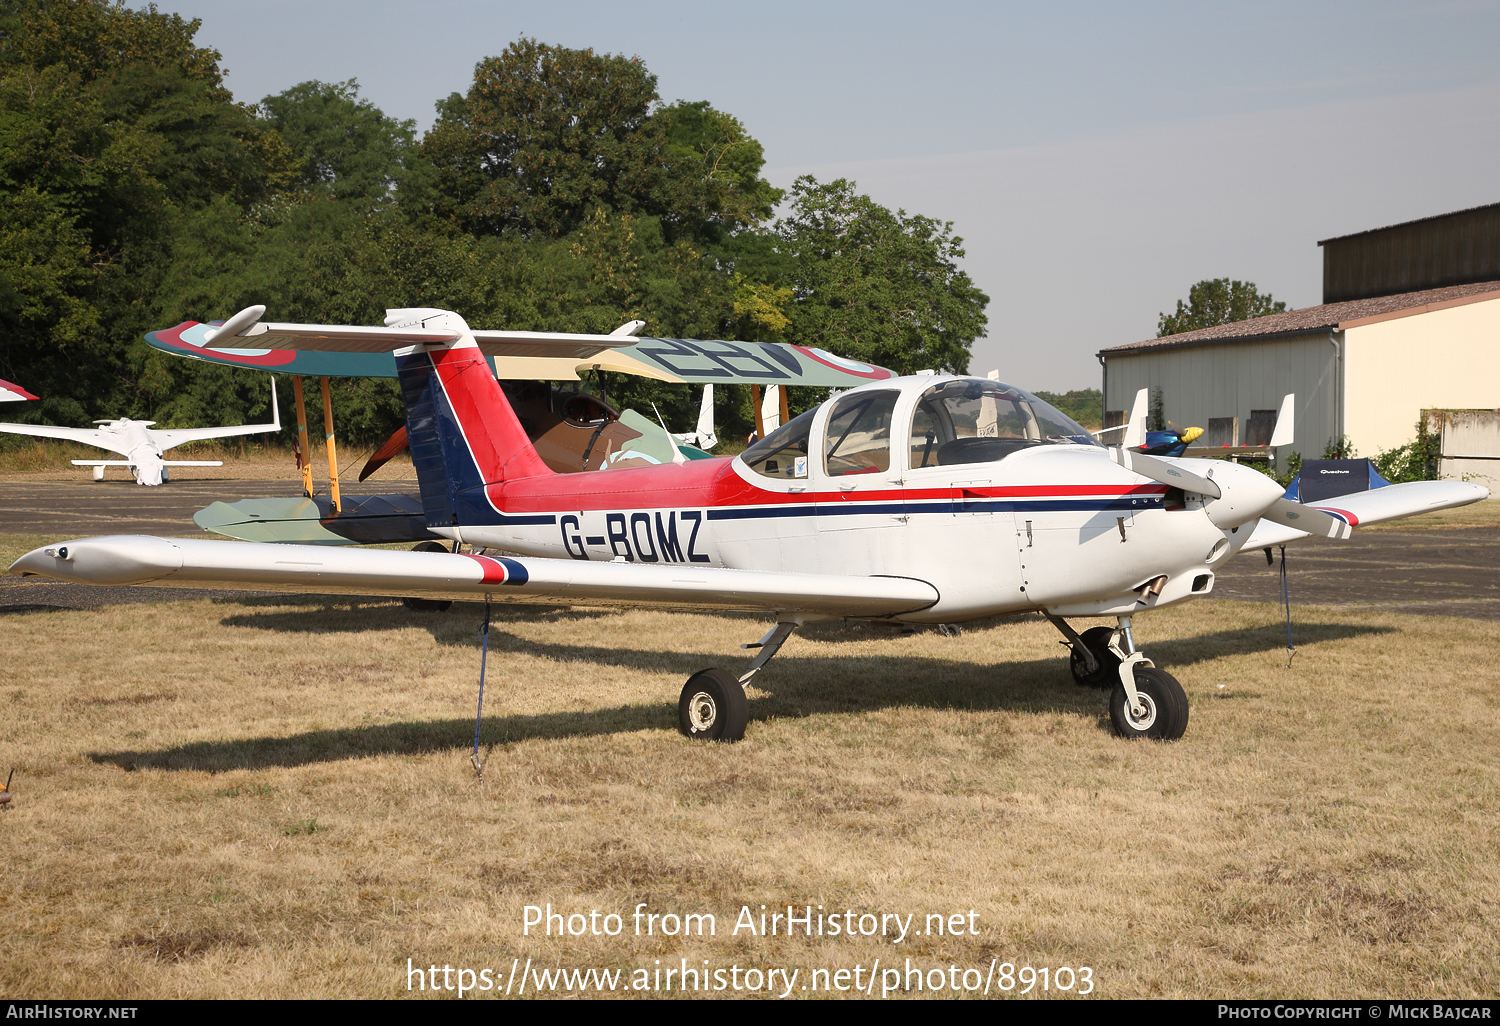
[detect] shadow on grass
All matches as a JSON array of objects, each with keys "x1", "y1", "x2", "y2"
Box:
[{"x1": 89, "y1": 619, "x2": 1392, "y2": 773}]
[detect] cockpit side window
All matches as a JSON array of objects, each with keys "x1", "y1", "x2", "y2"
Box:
[
  {"x1": 910, "y1": 379, "x2": 1099, "y2": 468},
  {"x1": 739, "y1": 407, "x2": 817, "y2": 479},
  {"x1": 824, "y1": 391, "x2": 900, "y2": 477}
]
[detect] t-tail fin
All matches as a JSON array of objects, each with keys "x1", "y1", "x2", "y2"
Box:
[{"x1": 395, "y1": 319, "x2": 552, "y2": 528}]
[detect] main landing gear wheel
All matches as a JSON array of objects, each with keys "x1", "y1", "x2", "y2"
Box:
[
  {"x1": 402, "y1": 541, "x2": 454, "y2": 612},
  {"x1": 678, "y1": 668, "x2": 748, "y2": 742},
  {"x1": 1109, "y1": 667, "x2": 1189, "y2": 741},
  {"x1": 1070, "y1": 625, "x2": 1121, "y2": 688}
]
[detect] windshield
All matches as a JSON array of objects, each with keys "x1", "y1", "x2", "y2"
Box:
[
  {"x1": 909, "y1": 379, "x2": 1099, "y2": 469},
  {"x1": 739, "y1": 407, "x2": 816, "y2": 479}
]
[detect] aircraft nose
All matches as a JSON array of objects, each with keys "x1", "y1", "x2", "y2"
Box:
[{"x1": 1201, "y1": 461, "x2": 1288, "y2": 530}]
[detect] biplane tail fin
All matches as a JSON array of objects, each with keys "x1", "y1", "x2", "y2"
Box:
[{"x1": 396, "y1": 337, "x2": 553, "y2": 528}]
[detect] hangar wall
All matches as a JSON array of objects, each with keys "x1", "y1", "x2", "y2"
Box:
[
  {"x1": 1101, "y1": 332, "x2": 1337, "y2": 465},
  {"x1": 1343, "y1": 296, "x2": 1500, "y2": 455}
]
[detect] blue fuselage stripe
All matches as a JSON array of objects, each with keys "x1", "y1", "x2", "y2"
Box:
[{"x1": 707, "y1": 497, "x2": 1161, "y2": 520}]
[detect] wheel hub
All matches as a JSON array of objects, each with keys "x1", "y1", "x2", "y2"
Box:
[
  {"x1": 1122, "y1": 691, "x2": 1158, "y2": 731},
  {"x1": 687, "y1": 691, "x2": 717, "y2": 731}
]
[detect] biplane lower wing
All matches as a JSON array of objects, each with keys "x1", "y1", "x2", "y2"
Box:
[{"x1": 11, "y1": 536, "x2": 940, "y2": 618}]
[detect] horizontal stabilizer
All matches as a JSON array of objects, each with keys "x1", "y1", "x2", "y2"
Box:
[
  {"x1": 194, "y1": 494, "x2": 438, "y2": 546},
  {"x1": 9, "y1": 536, "x2": 940, "y2": 618}
]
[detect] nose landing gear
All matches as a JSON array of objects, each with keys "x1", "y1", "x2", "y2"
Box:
[{"x1": 1049, "y1": 613, "x2": 1189, "y2": 740}]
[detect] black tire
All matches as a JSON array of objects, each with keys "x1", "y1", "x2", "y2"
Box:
[
  {"x1": 402, "y1": 541, "x2": 454, "y2": 612},
  {"x1": 677, "y1": 668, "x2": 749, "y2": 742},
  {"x1": 1070, "y1": 625, "x2": 1121, "y2": 688},
  {"x1": 1109, "y1": 667, "x2": 1189, "y2": 741}
]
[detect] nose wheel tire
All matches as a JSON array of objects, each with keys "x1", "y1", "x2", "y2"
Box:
[
  {"x1": 678, "y1": 668, "x2": 749, "y2": 742},
  {"x1": 1110, "y1": 667, "x2": 1189, "y2": 740},
  {"x1": 1070, "y1": 625, "x2": 1121, "y2": 688}
]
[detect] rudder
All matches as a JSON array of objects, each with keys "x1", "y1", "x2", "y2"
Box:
[{"x1": 396, "y1": 344, "x2": 552, "y2": 528}]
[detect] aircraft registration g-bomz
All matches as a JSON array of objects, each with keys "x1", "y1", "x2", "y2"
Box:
[{"x1": 10, "y1": 308, "x2": 1488, "y2": 743}]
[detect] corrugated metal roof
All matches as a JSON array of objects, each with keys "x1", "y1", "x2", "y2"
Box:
[
  {"x1": 1318, "y1": 200, "x2": 1500, "y2": 246},
  {"x1": 1100, "y1": 279, "x2": 1500, "y2": 356}
]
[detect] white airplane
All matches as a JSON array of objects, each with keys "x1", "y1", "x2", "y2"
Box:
[
  {"x1": 0, "y1": 379, "x2": 281, "y2": 485},
  {"x1": 9, "y1": 307, "x2": 1487, "y2": 742},
  {"x1": 671, "y1": 384, "x2": 718, "y2": 452}
]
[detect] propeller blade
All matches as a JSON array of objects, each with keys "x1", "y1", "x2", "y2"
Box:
[
  {"x1": 1269, "y1": 393, "x2": 1295, "y2": 447},
  {"x1": 1109, "y1": 446, "x2": 1222, "y2": 499},
  {"x1": 1122, "y1": 388, "x2": 1148, "y2": 449},
  {"x1": 358, "y1": 425, "x2": 408, "y2": 482},
  {"x1": 1259, "y1": 496, "x2": 1353, "y2": 540}
]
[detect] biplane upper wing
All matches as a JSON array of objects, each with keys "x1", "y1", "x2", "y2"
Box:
[
  {"x1": 9, "y1": 536, "x2": 939, "y2": 618},
  {"x1": 146, "y1": 319, "x2": 896, "y2": 387}
]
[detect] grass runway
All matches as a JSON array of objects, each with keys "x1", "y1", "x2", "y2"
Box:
[{"x1": 1, "y1": 580, "x2": 1496, "y2": 998}]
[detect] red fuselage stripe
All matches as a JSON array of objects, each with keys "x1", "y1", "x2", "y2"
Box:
[{"x1": 463, "y1": 554, "x2": 510, "y2": 583}]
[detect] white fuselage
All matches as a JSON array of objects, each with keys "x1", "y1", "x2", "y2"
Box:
[{"x1": 440, "y1": 377, "x2": 1258, "y2": 623}]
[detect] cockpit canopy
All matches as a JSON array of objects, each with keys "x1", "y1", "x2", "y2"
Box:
[{"x1": 740, "y1": 377, "x2": 1099, "y2": 481}]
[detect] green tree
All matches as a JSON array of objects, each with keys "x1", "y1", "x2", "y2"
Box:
[
  {"x1": 775, "y1": 176, "x2": 988, "y2": 375},
  {"x1": 0, "y1": 0, "x2": 297, "y2": 430},
  {"x1": 259, "y1": 79, "x2": 429, "y2": 209},
  {"x1": 421, "y1": 39, "x2": 666, "y2": 239},
  {"x1": 1032, "y1": 388, "x2": 1102, "y2": 430},
  {"x1": 653, "y1": 99, "x2": 783, "y2": 244},
  {"x1": 1157, "y1": 278, "x2": 1286, "y2": 336}
]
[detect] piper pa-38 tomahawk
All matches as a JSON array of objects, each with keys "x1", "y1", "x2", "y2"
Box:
[
  {"x1": 0, "y1": 379, "x2": 281, "y2": 485},
  {"x1": 10, "y1": 307, "x2": 1488, "y2": 742}
]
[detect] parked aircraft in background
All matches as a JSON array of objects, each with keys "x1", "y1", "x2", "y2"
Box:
[
  {"x1": 672, "y1": 384, "x2": 718, "y2": 452},
  {"x1": 0, "y1": 379, "x2": 281, "y2": 485},
  {"x1": 0, "y1": 379, "x2": 39, "y2": 403},
  {"x1": 151, "y1": 309, "x2": 883, "y2": 544},
  {"x1": 11, "y1": 307, "x2": 1486, "y2": 743}
]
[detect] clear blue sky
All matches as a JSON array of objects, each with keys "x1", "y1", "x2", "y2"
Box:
[{"x1": 182, "y1": 0, "x2": 1500, "y2": 388}]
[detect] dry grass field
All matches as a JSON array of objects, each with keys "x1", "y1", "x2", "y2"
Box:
[{"x1": 1, "y1": 539, "x2": 1497, "y2": 998}]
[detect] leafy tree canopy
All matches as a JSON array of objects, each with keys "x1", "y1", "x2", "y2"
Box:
[
  {"x1": 0, "y1": 19, "x2": 989, "y2": 449},
  {"x1": 1157, "y1": 278, "x2": 1287, "y2": 337},
  {"x1": 259, "y1": 79, "x2": 427, "y2": 209},
  {"x1": 775, "y1": 176, "x2": 988, "y2": 375}
]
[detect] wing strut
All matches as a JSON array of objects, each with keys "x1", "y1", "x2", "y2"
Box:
[
  {"x1": 320, "y1": 375, "x2": 341, "y2": 514},
  {"x1": 750, "y1": 385, "x2": 765, "y2": 441},
  {"x1": 291, "y1": 376, "x2": 315, "y2": 498}
]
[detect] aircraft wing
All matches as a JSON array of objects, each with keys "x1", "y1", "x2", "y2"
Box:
[
  {"x1": 1240, "y1": 479, "x2": 1489, "y2": 551},
  {"x1": 9, "y1": 536, "x2": 939, "y2": 618},
  {"x1": 151, "y1": 422, "x2": 280, "y2": 448},
  {"x1": 1, "y1": 379, "x2": 39, "y2": 402},
  {"x1": 146, "y1": 321, "x2": 896, "y2": 387},
  {"x1": 0, "y1": 423, "x2": 125, "y2": 454}
]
